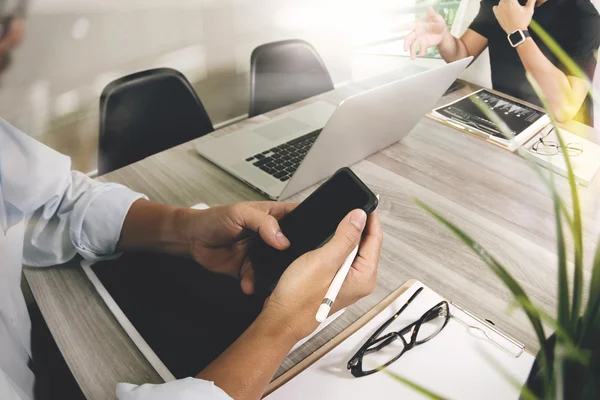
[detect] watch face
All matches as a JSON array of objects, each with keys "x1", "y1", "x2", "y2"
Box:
[{"x1": 509, "y1": 30, "x2": 525, "y2": 47}]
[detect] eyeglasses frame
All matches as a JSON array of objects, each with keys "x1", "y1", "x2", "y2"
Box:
[{"x1": 347, "y1": 287, "x2": 450, "y2": 378}]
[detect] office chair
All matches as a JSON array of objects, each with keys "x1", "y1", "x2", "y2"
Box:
[
  {"x1": 249, "y1": 39, "x2": 335, "y2": 118},
  {"x1": 98, "y1": 68, "x2": 214, "y2": 175}
]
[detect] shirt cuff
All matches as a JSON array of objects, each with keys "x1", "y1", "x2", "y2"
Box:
[
  {"x1": 69, "y1": 184, "x2": 147, "y2": 261},
  {"x1": 116, "y1": 378, "x2": 232, "y2": 400}
]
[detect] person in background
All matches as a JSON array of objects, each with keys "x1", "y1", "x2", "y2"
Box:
[
  {"x1": 0, "y1": 1, "x2": 383, "y2": 399},
  {"x1": 404, "y1": 0, "x2": 600, "y2": 126}
]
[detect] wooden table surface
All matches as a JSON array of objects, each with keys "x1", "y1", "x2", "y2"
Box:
[{"x1": 24, "y1": 69, "x2": 600, "y2": 400}]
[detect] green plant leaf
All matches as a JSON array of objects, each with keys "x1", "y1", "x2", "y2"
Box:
[
  {"x1": 470, "y1": 91, "x2": 575, "y2": 231},
  {"x1": 469, "y1": 94, "x2": 515, "y2": 141},
  {"x1": 554, "y1": 344, "x2": 565, "y2": 400},
  {"x1": 514, "y1": 298, "x2": 590, "y2": 366},
  {"x1": 381, "y1": 369, "x2": 448, "y2": 400},
  {"x1": 581, "y1": 238, "x2": 600, "y2": 346},
  {"x1": 552, "y1": 174, "x2": 572, "y2": 334},
  {"x1": 510, "y1": 297, "x2": 573, "y2": 350},
  {"x1": 525, "y1": 73, "x2": 584, "y2": 333}
]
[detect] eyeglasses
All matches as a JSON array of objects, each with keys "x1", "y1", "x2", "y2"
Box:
[
  {"x1": 347, "y1": 287, "x2": 450, "y2": 378},
  {"x1": 529, "y1": 127, "x2": 583, "y2": 157}
]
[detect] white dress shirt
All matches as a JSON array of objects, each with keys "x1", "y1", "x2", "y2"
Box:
[{"x1": 0, "y1": 119, "x2": 231, "y2": 400}]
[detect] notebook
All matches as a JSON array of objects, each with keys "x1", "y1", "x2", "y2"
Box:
[
  {"x1": 266, "y1": 281, "x2": 535, "y2": 400},
  {"x1": 430, "y1": 89, "x2": 550, "y2": 152},
  {"x1": 523, "y1": 126, "x2": 600, "y2": 187}
]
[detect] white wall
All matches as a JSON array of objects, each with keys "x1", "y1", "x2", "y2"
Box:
[{"x1": 0, "y1": 0, "x2": 356, "y2": 138}]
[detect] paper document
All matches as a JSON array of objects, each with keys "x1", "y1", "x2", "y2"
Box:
[{"x1": 267, "y1": 282, "x2": 535, "y2": 400}]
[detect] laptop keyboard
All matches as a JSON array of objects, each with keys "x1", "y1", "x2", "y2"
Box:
[{"x1": 245, "y1": 129, "x2": 321, "y2": 182}]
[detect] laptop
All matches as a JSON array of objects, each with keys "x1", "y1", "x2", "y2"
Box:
[{"x1": 196, "y1": 57, "x2": 472, "y2": 200}]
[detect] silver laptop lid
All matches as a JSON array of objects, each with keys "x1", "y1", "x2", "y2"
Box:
[{"x1": 279, "y1": 57, "x2": 472, "y2": 199}]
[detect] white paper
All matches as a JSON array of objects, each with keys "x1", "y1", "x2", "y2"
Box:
[{"x1": 267, "y1": 282, "x2": 535, "y2": 400}]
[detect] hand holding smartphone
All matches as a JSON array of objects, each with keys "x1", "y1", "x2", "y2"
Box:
[{"x1": 249, "y1": 168, "x2": 378, "y2": 297}]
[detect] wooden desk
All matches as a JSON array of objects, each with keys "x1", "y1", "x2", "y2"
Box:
[{"x1": 24, "y1": 71, "x2": 600, "y2": 399}]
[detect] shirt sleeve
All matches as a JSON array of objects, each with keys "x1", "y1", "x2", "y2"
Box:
[
  {"x1": 0, "y1": 118, "x2": 147, "y2": 266},
  {"x1": 116, "y1": 378, "x2": 232, "y2": 400},
  {"x1": 468, "y1": 0, "x2": 495, "y2": 39},
  {"x1": 23, "y1": 171, "x2": 147, "y2": 266}
]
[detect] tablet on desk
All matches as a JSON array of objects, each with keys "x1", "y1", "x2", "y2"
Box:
[
  {"x1": 430, "y1": 89, "x2": 550, "y2": 152},
  {"x1": 81, "y1": 203, "x2": 345, "y2": 382},
  {"x1": 83, "y1": 251, "x2": 264, "y2": 380}
]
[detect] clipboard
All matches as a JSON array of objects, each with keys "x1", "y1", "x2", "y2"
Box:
[{"x1": 265, "y1": 280, "x2": 535, "y2": 399}]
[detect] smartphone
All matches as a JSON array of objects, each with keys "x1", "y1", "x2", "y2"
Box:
[{"x1": 249, "y1": 167, "x2": 378, "y2": 297}]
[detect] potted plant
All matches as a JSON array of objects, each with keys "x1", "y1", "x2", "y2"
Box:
[{"x1": 388, "y1": 21, "x2": 599, "y2": 399}]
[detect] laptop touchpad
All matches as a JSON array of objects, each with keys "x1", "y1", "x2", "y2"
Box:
[{"x1": 253, "y1": 118, "x2": 310, "y2": 141}]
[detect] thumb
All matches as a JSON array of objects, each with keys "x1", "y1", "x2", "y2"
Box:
[
  {"x1": 526, "y1": 0, "x2": 536, "y2": 9},
  {"x1": 315, "y1": 209, "x2": 367, "y2": 270},
  {"x1": 426, "y1": 6, "x2": 438, "y2": 18}
]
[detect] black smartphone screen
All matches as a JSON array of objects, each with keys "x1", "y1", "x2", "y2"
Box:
[{"x1": 249, "y1": 168, "x2": 377, "y2": 296}]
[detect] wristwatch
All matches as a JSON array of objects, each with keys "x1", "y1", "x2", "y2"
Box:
[{"x1": 508, "y1": 29, "x2": 531, "y2": 48}]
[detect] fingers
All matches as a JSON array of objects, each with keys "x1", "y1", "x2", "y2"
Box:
[
  {"x1": 426, "y1": 6, "x2": 438, "y2": 18},
  {"x1": 350, "y1": 211, "x2": 383, "y2": 296},
  {"x1": 245, "y1": 201, "x2": 298, "y2": 220},
  {"x1": 526, "y1": 0, "x2": 536, "y2": 9},
  {"x1": 328, "y1": 212, "x2": 382, "y2": 311},
  {"x1": 231, "y1": 204, "x2": 291, "y2": 250},
  {"x1": 420, "y1": 39, "x2": 428, "y2": 57},
  {"x1": 405, "y1": 30, "x2": 431, "y2": 59},
  {"x1": 314, "y1": 209, "x2": 367, "y2": 270},
  {"x1": 410, "y1": 37, "x2": 421, "y2": 60},
  {"x1": 403, "y1": 31, "x2": 417, "y2": 53},
  {"x1": 354, "y1": 211, "x2": 383, "y2": 273},
  {"x1": 240, "y1": 259, "x2": 255, "y2": 295}
]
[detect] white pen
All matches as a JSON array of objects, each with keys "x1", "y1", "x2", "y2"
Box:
[
  {"x1": 316, "y1": 244, "x2": 359, "y2": 322},
  {"x1": 316, "y1": 195, "x2": 379, "y2": 323}
]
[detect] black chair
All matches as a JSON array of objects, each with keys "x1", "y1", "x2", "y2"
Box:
[
  {"x1": 98, "y1": 68, "x2": 214, "y2": 175},
  {"x1": 249, "y1": 39, "x2": 335, "y2": 118}
]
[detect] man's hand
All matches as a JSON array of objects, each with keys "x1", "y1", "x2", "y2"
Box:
[
  {"x1": 196, "y1": 208, "x2": 382, "y2": 399},
  {"x1": 184, "y1": 202, "x2": 297, "y2": 295},
  {"x1": 493, "y1": 0, "x2": 535, "y2": 34},
  {"x1": 403, "y1": 7, "x2": 448, "y2": 60},
  {"x1": 120, "y1": 200, "x2": 296, "y2": 295},
  {"x1": 262, "y1": 209, "x2": 383, "y2": 340}
]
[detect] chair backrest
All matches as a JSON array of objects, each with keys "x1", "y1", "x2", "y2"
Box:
[
  {"x1": 249, "y1": 39, "x2": 335, "y2": 118},
  {"x1": 98, "y1": 68, "x2": 214, "y2": 175}
]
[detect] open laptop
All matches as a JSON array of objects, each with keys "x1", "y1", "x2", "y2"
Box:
[{"x1": 196, "y1": 57, "x2": 472, "y2": 200}]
